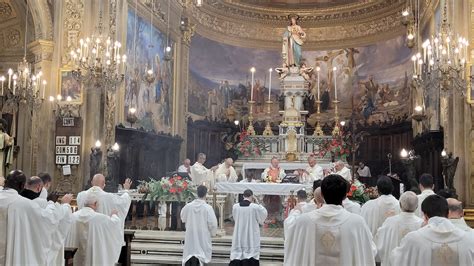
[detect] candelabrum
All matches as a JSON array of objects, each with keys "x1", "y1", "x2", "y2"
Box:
[
  {"x1": 313, "y1": 100, "x2": 324, "y2": 136},
  {"x1": 126, "y1": 107, "x2": 138, "y2": 128},
  {"x1": 247, "y1": 100, "x2": 256, "y2": 135},
  {"x1": 262, "y1": 100, "x2": 273, "y2": 136},
  {"x1": 332, "y1": 100, "x2": 341, "y2": 136}
]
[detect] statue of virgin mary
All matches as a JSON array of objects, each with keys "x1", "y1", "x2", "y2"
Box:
[{"x1": 282, "y1": 14, "x2": 306, "y2": 67}]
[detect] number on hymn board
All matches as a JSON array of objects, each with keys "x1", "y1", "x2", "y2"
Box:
[
  {"x1": 68, "y1": 155, "x2": 80, "y2": 165},
  {"x1": 62, "y1": 118, "x2": 75, "y2": 127}
]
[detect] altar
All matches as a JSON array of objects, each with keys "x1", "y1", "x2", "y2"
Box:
[
  {"x1": 237, "y1": 161, "x2": 332, "y2": 179},
  {"x1": 215, "y1": 182, "x2": 312, "y2": 196}
]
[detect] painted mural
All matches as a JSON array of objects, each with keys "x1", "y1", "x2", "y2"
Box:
[
  {"x1": 125, "y1": 9, "x2": 174, "y2": 133},
  {"x1": 189, "y1": 34, "x2": 413, "y2": 125}
]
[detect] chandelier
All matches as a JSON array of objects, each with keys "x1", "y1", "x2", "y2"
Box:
[
  {"x1": 69, "y1": 3, "x2": 126, "y2": 89},
  {"x1": 411, "y1": 0, "x2": 469, "y2": 94},
  {"x1": 0, "y1": 0, "x2": 45, "y2": 110}
]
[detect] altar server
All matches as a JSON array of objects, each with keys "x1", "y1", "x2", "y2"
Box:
[
  {"x1": 390, "y1": 194, "x2": 474, "y2": 265},
  {"x1": 284, "y1": 174, "x2": 376, "y2": 266},
  {"x1": 361, "y1": 175, "x2": 400, "y2": 236},
  {"x1": 66, "y1": 193, "x2": 123, "y2": 266},
  {"x1": 374, "y1": 191, "x2": 423, "y2": 266},
  {"x1": 191, "y1": 153, "x2": 217, "y2": 186},
  {"x1": 214, "y1": 158, "x2": 238, "y2": 220},
  {"x1": 230, "y1": 189, "x2": 268, "y2": 265},
  {"x1": 333, "y1": 160, "x2": 352, "y2": 181},
  {"x1": 415, "y1": 173, "x2": 435, "y2": 218},
  {"x1": 77, "y1": 174, "x2": 132, "y2": 243},
  {"x1": 181, "y1": 185, "x2": 218, "y2": 266},
  {"x1": 447, "y1": 198, "x2": 472, "y2": 231},
  {"x1": 0, "y1": 170, "x2": 72, "y2": 265},
  {"x1": 303, "y1": 155, "x2": 324, "y2": 183}
]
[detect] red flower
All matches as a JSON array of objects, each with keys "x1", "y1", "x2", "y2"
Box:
[
  {"x1": 350, "y1": 185, "x2": 357, "y2": 192},
  {"x1": 177, "y1": 176, "x2": 182, "y2": 180},
  {"x1": 170, "y1": 188, "x2": 177, "y2": 193},
  {"x1": 347, "y1": 191, "x2": 353, "y2": 197},
  {"x1": 183, "y1": 182, "x2": 188, "y2": 188},
  {"x1": 177, "y1": 188, "x2": 183, "y2": 193},
  {"x1": 169, "y1": 178, "x2": 175, "y2": 184},
  {"x1": 244, "y1": 152, "x2": 250, "y2": 157}
]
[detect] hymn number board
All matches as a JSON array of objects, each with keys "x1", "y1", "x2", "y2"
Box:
[{"x1": 55, "y1": 117, "x2": 83, "y2": 165}]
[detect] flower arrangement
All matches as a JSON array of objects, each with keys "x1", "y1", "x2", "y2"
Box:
[
  {"x1": 318, "y1": 135, "x2": 350, "y2": 160},
  {"x1": 364, "y1": 186, "x2": 379, "y2": 199},
  {"x1": 235, "y1": 130, "x2": 262, "y2": 158},
  {"x1": 138, "y1": 175, "x2": 196, "y2": 202},
  {"x1": 347, "y1": 180, "x2": 370, "y2": 204}
]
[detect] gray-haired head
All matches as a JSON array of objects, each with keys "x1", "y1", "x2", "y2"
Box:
[
  {"x1": 197, "y1": 153, "x2": 207, "y2": 164},
  {"x1": 399, "y1": 191, "x2": 418, "y2": 212},
  {"x1": 447, "y1": 198, "x2": 463, "y2": 219},
  {"x1": 84, "y1": 193, "x2": 99, "y2": 210}
]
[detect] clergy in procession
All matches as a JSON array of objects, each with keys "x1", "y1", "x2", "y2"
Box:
[
  {"x1": 302, "y1": 180, "x2": 322, "y2": 213},
  {"x1": 361, "y1": 176, "x2": 400, "y2": 236},
  {"x1": 284, "y1": 174, "x2": 376, "y2": 266},
  {"x1": 65, "y1": 193, "x2": 123, "y2": 266},
  {"x1": 0, "y1": 170, "x2": 73, "y2": 265},
  {"x1": 415, "y1": 173, "x2": 435, "y2": 218},
  {"x1": 191, "y1": 153, "x2": 218, "y2": 186},
  {"x1": 284, "y1": 190, "x2": 308, "y2": 238},
  {"x1": 38, "y1": 172, "x2": 52, "y2": 199},
  {"x1": 214, "y1": 158, "x2": 238, "y2": 220},
  {"x1": 342, "y1": 181, "x2": 361, "y2": 214},
  {"x1": 333, "y1": 160, "x2": 352, "y2": 181},
  {"x1": 374, "y1": 191, "x2": 423, "y2": 266},
  {"x1": 261, "y1": 157, "x2": 286, "y2": 182},
  {"x1": 77, "y1": 174, "x2": 132, "y2": 243},
  {"x1": 230, "y1": 189, "x2": 268, "y2": 266},
  {"x1": 447, "y1": 198, "x2": 472, "y2": 231},
  {"x1": 390, "y1": 194, "x2": 474, "y2": 265},
  {"x1": 303, "y1": 155, "x2": 323, "y2": 183},
  {"x1": 181, "y1": 185, "x2": 218, "y2": 266},
  {"x1": 19, "y1": 175, "x2": 43, "y2": 199}
]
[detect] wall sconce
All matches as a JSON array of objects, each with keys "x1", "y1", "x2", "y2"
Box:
[
  {"x1": 441, "y1": 149, "x2": 447, "y2": 157},
  {"x1": 126, "y1": 107, "x2": 138, "y2": 128},
  {"x1": 164, "y1": 46, "x2": 173, "y2": 61},
  {"x1": 411, "y1": 105, "x2": 427, "y2": 122}
]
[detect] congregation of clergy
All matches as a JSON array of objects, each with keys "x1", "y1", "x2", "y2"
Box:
[{"x1": 1, "y1": 152, "x2": 474, "y2": 266}]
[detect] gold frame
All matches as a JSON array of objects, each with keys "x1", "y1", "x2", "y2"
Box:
[
  {"x1": 57, "y1": 68, "x2": 83, "y2": 103},
  {"x1": 467, "y1": 63, "x2": 474, "y2": 104}
]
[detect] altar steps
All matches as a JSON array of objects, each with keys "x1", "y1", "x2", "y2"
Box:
[{"x1": 130, "y1": 230, "x2": 284, "y2": 265}]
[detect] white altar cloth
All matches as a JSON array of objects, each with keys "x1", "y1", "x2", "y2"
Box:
[
  {"x1": 240, "y1": 162, "x2": 332, "y2": 179},
  {"x1": 215, "y1": 182, "x2": 311, "y2": 196}
]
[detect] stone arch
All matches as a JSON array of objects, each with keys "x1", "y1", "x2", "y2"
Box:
[{"x1": 27, "y1": 0, "x2": 53, "y2": 41}]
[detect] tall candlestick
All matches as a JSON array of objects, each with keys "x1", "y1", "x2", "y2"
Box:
[
  {"x1": 333, "y1": 67, "x2": 337, "y2": 100},
  {"x1": 268, "y1": 68, "x2": 272, "y2": 101},
  {"x1": 250, "y1": 67, "x2": 255, "y2": 101},
  {"x1": 0, "y1": 76, "x2": 4, "y2": 96},
  {"x1": 7, "y1": 69, "x2": 12, "y2": 89},
  {"x1": 316, "y1": 66, "x2": 321, "y2": 100}
]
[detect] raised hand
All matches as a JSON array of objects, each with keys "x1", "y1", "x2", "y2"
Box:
[
  {"x1": 111, "y1": 209, "x2": 119, "y2": 216},
  {"x1": 123, "y1": 178, "x2": 132, "y2": 190},
  {"x1": 61, "y1": 193, "x2": 73, "y2": 204}
]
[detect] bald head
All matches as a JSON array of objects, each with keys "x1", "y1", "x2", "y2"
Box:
[
  {"x1": 447, "y1": 198, "x2": 464, "y2": 219},
  {"x1": 225, "y1": 158, "x2": 234, "y2": 167},
  {"x1": 314, "y1": 187, "x2": 325, "y2": 208},
  {"x1": 91, "y1": 174, "x2": 106, "y2": 189},
  {"x1": 25, "y1": 176, "x2": 44, "y2": 193},
  {"x1": 399, "y1": 191, "x2": 418, "y2": 213},
  {"x1": 183, "y1": 158, "x2": 191, "y2": 167}
]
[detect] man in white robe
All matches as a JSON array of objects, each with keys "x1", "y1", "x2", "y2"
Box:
[
  {"x1": 230, "y1": 189, "x2": 268, "y2": 265},
  {"x1": 284, "y1": 174, "x2": 376, "y2": 266},
  {"x1": 374, "y1": 191, "x2": 423, "y2": 266},
  {"x1": 447, "y1": 198, "x2": 472, "y2": 231},
  {"x1": 303, "y1": 155, "x2": 323, "y2": 183},
  {"x1": 261, "y1": 157, "x2": 286, "y2": 182},
  {"x1": 361, "y1": 175, "x2": 400, "y2": 236},
  {"x1": 0, "y1": 170, "x2": 72, "y2": 266},
  {"x1": 77, "y1": 174, "x2": 132, "y2": 244},
  {"x1": 390, "y1": 194, "x2": 474, "y2": 265},
  {"x1": 214, "y1": 158, "x2": 238, "y2": 220},
  {"x1": 333, "y1": 160, "x2": 352, "y2": 181},
  {"x1": 284, "y1": 190, "x2": 309, "y2": 238},
  {"x1": 415, "y1": 173, "x2": 435, "y2": 218},
  {"x1": 178, "y1": 158, "x2": 192, "y2": 175},
  {"x1": 38, "y1": 172, "x2": 52, "y2": 199},
  {"x1": 190, "y1": 153, "x2": 217, "y2": 186},
  {"x1": 181, "y1": 185, "x2": 218, "y2": 266},
  {"x1": 65, "y1": 193, "x2": 123, "y2": 266}
]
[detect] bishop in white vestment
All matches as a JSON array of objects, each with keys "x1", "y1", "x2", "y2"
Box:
[
  {"x1": 65, "y1": 193, "x2": 123, "y2": 266},
  {"x1": 230, "y1": 189, "x2": 268, "y2": 264},
  {"x1": 214, "y1": 158, "x2": 238, "y2": 220},
  {"x1": 415, "y1": 173, "x2": 435, "y2": 218},
  {"x1": 284, "y1": 174, "x2": 376, "y2": 266},
  {"x1": 181, "y1": 186, "x2": 218, "y2": 266},
  {"x1": 303, "y1": 155, "x2": 324, "y2": 183},
  {"x1": 361, "y1": 176, "x2": 400, "y2": 236},
  {"x1": 190, "y1": 153, "x2": 216, "y2": 186},
  {"x1": 390, "y1": 194, "x2": 474, "y2": 266},
  {"x1": 333, "y1": 161, "x2": 352, "y2": 181},
  {"x1": 374, "y1": 191, "x2": 423, "y2": 266}
]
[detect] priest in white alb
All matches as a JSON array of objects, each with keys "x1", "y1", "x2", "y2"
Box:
[
  {"x1": 342, "y1": 181, "x2": 361, "y2": 214},
  {"x1": 65, "y1": 193, "x2": 123, "y2": 266},
  {"x1": 284, "y1": 190, "x2": 309, "y2": 238},
  {"x1": 230, "y1": 189, "x2": 268, "y2": 265},
  {"x1": 284, "y1": 174, "x2": 376, "y2": 266},
  {"x1": 181, "y1": 185, "x2": 218, "y2": 266},
  {"x1": 361, "y1": 175, "x2": 400, "y2": 236},
  {"x1": 415, "y1": 173, "x2": 435, "y2": 218},
  {"x1": 447, "y1": 198, "x2": 472, "y2": 231},
  {"x1": 214, "y1": 157, "x2": 238, "y2": 220},
  {"x1": 374, "y1": 191, "x2": 423, "y2": 266},
  {"x1": 303, "y1": 155, "x2": 324, "y2": 183},
  {"x1": 76, "y1": 174, "x2": 132, "y2": 244},
  {"x1": 333, "y1": 160, "x2": 352, "y2": 181},
  {"x1": 190, "y1": 153, "x2": 217, "y2": 186},
  {"x1": 0, "y1": 170, "x2": 73, "y2": 265},
  {"x1": 302, "y1": 180, "x2": 323, "y2": 213},
  {"x1": 390, "y1": 194, "x2": 474, "y2": 265}
]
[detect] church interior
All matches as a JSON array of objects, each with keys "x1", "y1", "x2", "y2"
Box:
[{"x1": 2, "y1": 0, "x2": 474, "y2": 265}]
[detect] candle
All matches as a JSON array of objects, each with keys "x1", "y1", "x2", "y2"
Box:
[
  {"x1": 316, "y1": 66, "x2": 320, "y2": 100},
  {"x1": 0, "y1": 76, "x2": 4, "y2": 96},
  {"x1": 42, "y1": 80, "x2": 46, "y2": 99},
  {"x1": 250, "y1": 67, "x2": 255, "y2": 101},
  {"x1": 12, "y1": 74, "x2": 17, "y2": 95},
  {"x1": 268, "y1": 68, "x2": 272, "y2": 101},
  {"x1": 7, "y1": 68, "x2": 12, "y2": 89},
  {"x1": 333, "y1": 67, "x2": 337, "y2": 100}
]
